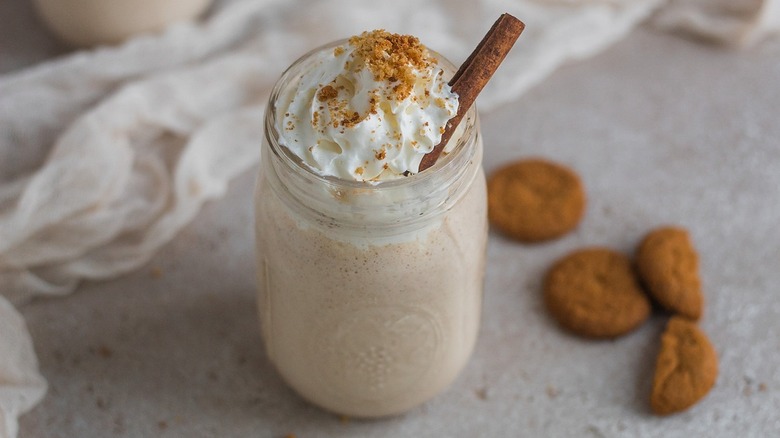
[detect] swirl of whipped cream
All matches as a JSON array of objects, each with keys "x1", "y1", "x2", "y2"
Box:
[{"x1": 275, "y1": 30, "x2": 458, "y2": 182}]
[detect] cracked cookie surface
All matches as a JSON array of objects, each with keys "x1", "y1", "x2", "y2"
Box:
[
  {"x1": 488, "y1": 158, "x2": 585, "y2": 242},
  {"x1": 651, "y1": 316, "x2": 718, "y2": 415},
  {"x1": 637, "y1": 226, "x2": 703, "y2": 320},
  {"x1": 544, "y1": 248, "x2": 651, "y2": 338}
]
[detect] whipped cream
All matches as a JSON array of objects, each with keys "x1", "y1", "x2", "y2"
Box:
[{"x1": 275, "y1": 30, "x2": 459, "y2": 182}]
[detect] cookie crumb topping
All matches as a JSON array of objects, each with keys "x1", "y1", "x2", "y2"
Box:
[{"x1": 348, "y1": 30, "x2": 436, "y2": 101}]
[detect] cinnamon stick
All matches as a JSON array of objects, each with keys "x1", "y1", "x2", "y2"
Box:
[{"x1": 418, "y1": 13, "x2": 524, "y2": 172}]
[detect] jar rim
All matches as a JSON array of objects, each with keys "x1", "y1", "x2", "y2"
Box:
[{"x1": 263, "y1": 39, "x2": 477, "y2": 193}]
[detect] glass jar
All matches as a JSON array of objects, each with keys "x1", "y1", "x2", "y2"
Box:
[{"x1": 255, "y1": 41, "x2": 488, "y2": 418}]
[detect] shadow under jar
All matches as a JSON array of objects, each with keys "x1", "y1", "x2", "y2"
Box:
[{"x1": 255, "y1": 41, "x2": 488, "y2": 418}]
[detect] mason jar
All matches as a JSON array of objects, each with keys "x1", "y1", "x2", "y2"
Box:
[{"x1": 255, "y1": 41, "x2": 488, "y2": 418}]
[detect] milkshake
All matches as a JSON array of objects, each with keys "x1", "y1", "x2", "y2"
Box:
[{"x1": 255, "y1": 31, "x2": 488, "y2": 417}]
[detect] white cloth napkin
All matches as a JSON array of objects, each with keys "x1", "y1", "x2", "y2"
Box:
[
  {"x1": 656, "y1": 0, "x2": 780, "y2": 45},
  {"x1": 0, "y1": 0, "x2": 778, "y2": 435}
]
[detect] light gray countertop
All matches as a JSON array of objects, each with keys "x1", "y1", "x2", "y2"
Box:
[{"x1": 4, "y1": 0, "x2": 780, "y2": 436}]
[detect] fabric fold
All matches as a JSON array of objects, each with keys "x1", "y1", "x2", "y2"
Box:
[
  {"x1": 654, "y1": 0, "x2": 780, "y2": 46},
  {"x1": 0, "y1": 296, "x2": 46, "y2": 438}
]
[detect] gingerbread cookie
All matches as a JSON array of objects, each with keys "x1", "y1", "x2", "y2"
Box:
[
  {"x1": 651, "y1": 316, "x2": 718, "y2": 415},
  {"x1": 487, "y1": 158, "x2": 585, "y2": 242},
  {"x1": 544, "y1": 248, "x2": 651, "y2": 338},
  {"x1": 636, "y1": 226, "x2": 703, "y2": 320}
]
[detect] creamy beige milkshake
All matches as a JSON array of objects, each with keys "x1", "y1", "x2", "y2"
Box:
[{"x1": 255, "y1": 31, "x2": 488, "y2": 417}]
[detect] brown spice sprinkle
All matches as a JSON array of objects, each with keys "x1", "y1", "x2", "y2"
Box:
[
  {"x1": 651, "y1": 317, "x2": 718, "y2": 415},
  {"x1": 348, "y1": 30, "x2": 435, "y2": 101},
  {"x1": 317, "y1": 85, "x2": 338, "y2": 102},
  {"x1": 319, "y1": 90, "x2": 363, "y2": 129}
]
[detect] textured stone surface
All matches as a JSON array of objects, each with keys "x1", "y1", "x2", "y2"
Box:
[{"x1": 5, "y1": 2, "x2": 780, "y2": 436}]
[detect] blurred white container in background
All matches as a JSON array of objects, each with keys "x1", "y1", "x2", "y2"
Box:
[{"x1": 33, "y1": 0, "x2": 213, "y2": 47}]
